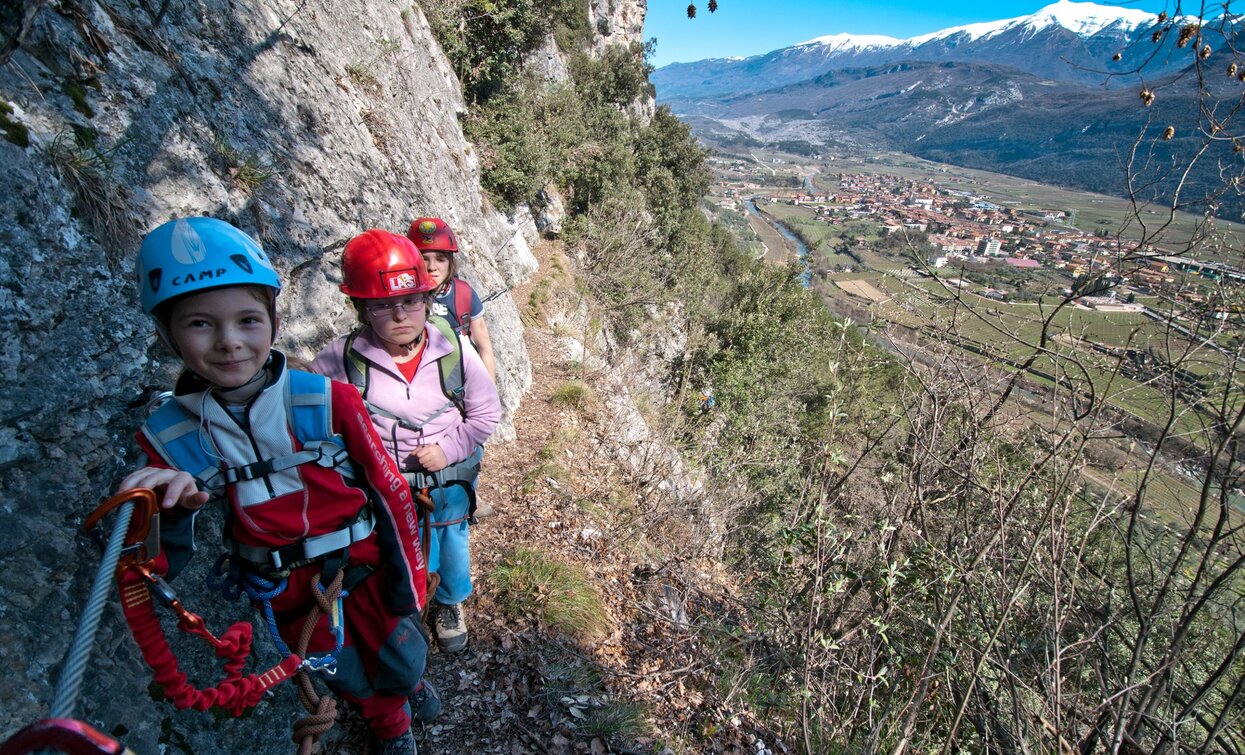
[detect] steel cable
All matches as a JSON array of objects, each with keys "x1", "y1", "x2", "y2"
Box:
[{"x1": 49, "y1": 500, "x2": 134, "y2": 718}]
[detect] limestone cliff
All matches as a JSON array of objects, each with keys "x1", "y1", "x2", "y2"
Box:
[{"x1": 0, "y1": 0, "x2": 639, "y2": 751}]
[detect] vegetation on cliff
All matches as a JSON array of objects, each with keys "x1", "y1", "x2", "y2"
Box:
[{"x1": 430, "y1": 3, "x2": 1245, "y2": 753}]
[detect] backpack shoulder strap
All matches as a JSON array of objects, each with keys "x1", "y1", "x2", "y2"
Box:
[
  {"x1": 140, "y1": 400, "x2": 220, "y2": 489},
  {"x1": 286, "y1": 368, "x2": 334, "y2": 442},
  {"x1": 429, "y1": 315, "x2": 466, "y2": 419},
  {"x1": 453, "y1": 278, "x2": 473, "y2": 338},
  {"x1": 342, "y1": 330, "x2": 370, "y2": 398}
]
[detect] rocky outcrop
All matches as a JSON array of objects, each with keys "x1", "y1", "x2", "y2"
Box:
[
  {"x1": 0, "y1": 1, "x2": 536, "y2": 752},
  {"x1": 589, "y1": 0, "x2": 646, "y2": 49}
]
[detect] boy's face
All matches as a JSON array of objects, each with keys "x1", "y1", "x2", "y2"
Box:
[
  {"x1": 167, "y1": 287, "x2": 276, "y2": 389},
  {"x1": 421, "y1": 251, "x2": 451, "y2": 288}
]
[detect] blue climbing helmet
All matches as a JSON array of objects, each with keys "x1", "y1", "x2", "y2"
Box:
[{"x1": 136, "y1": 217, "x2": 281, "y2": 316}]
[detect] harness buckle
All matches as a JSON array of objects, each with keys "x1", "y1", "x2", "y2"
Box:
[
  {"x1": 235, "y1": 507, "x2": 375, "y2": 573},
  {"x1": 316, "y1": 443, "x2": 350, "y2": 469}
]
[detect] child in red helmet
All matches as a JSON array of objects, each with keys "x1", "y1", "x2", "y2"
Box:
[
  {"x1": 120, "y1": 218, "x2": 437, "y2": 755},
  {"x1": 406, "y1": 217, "x2": 497, "y2": 383},
  {"x1": 311, "y1": 230, "x2": 501, "y2": 655}
]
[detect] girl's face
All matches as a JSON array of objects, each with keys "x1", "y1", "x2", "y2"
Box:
[
  {"x1": 362, "y1": 294, "x2": 428, "y2": 353},
  {"x1": 421, "y1": 251, "x2": 452, "y2": 289},
  {"x1": 168, "y1": 287, "x2": 276, "y2": 394}
]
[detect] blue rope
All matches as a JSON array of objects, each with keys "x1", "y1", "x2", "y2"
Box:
[
  {"x1": 237, "y1": 571, "x2": 348, "y2": 674},
  {"x1": 208, "y1": 553, "x2": 245, "y2": 601},
  {"x1": 240, "y1": 572, "x2": 293, "y2": 658}
]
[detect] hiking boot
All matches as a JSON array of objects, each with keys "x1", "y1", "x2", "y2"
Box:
[
  {"x1": 377, "y1": 729, "x2": 417, "y2": 755},
  {"x1": 433, "y1": 601, "x2": 468, "y2": 653},
  {"x1": 410, "y1": 679, "x2": 442, "y2": 723}
]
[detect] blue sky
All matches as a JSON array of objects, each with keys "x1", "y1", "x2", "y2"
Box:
[{"x1": 643, "y1": 0, "x2": 1173, "y2": 67}]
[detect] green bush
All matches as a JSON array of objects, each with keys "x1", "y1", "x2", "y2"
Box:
[
  {"x1": 426, "y1": 0, "x2": 579, "y2": 103},
  {"x1": 550, "y1": 379, "x2": 591, "y2": 409},
  {"x1": 462, "y1": 81, "x2": 555, "y2": 211}
]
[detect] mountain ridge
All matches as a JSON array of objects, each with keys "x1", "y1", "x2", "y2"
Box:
[
  {"x1": 653, "y1": 0, "x2": 1184, "y2": 98},
  {"x1": 656, "y1": 1, "x2": 1244, "y2": 216}
]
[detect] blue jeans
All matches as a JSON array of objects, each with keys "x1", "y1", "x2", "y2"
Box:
[{"x1": 426, "y1": 482, "x2": 472, "y2": 605}]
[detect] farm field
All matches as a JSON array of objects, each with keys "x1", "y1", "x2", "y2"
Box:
[
  {"x1": 710, "y1": 145, "x2": 1245, "y2": 458},
  {"x1": 872, "y1": 276, "x2": 1236, "y2": 431},
  {"x1": 711, "y1": 145, "x2": 1245, "y2": 549}
]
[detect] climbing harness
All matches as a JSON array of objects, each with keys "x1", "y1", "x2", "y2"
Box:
[
  {"x1": 141, "y1": 366, "x2": 356, "y2": 496},
  {"x1": 231, "y1": 505, "x2": 375, "y2": 573}
]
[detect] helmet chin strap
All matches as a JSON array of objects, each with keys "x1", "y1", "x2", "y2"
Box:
[
  {"x1": 378, "y1": 329, "x2": 424, "y2": 354},
  {"x1": 221, "y1": 360, "x2": 272, "y2": 392},
  {"x1": 185, "y1": 355, "x2": 274, "y2": 401}
]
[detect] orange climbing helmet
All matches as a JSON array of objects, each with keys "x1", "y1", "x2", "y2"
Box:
[
  {"x1": 407, "y1": 217, "x2": 459, "y2": 254},
  {"x1": 340, "y1": 229, "x2": 435, "y2": 299}
]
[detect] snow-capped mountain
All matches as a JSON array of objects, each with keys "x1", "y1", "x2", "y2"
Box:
[
  {"x1": 654, "y1": 1, "x2": 1245, "y2": 218},
  {"x1": 652, "y1": 0, "x2": 1170, "y2": 99},
  {"x1": 905, "y1": 0, "x2": 1156, "y2": 44}
]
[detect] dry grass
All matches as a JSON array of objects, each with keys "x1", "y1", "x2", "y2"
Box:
[{"x1": 491, "y1": 546, "x2": 611, "y2": 642}]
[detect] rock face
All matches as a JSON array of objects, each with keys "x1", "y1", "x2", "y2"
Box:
[
  {"x1": 590, "y1": 0, "x2": 646, "y2": 51},
  {"x1": 0, "y1": 1, "x2": 544, "y2": 751}
]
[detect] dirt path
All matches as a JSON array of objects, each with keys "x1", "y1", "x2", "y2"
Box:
[
  {"x1": 325, "y1": 238, "x2": 773, "y2": 754},
  {"x1": 406, "y1": 238, "x2": 579, "y2": 754}
]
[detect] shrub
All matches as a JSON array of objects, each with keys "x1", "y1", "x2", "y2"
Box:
[
  {"x1": 550, "y1": 379, "x2": 591, "y2": 409},
  {"x1": 426, "y1": 0, "x2": 582, "y2": 104}
]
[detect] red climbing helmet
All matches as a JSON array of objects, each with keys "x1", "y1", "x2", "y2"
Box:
[
  {"x1": 406, "y1": 217, "x2": 459, "y2": 254},
  {"x1": 340, "y1": 230, "x2": 435, "y2": 299}
]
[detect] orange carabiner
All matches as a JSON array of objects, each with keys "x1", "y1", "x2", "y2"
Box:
[{"x1": 83, "y1": 488, "x2": 160, "y2": 564}]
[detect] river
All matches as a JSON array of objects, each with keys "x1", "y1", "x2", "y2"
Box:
[{"x1": 746, "y1": 197, "x2": 812, "y2": 287}]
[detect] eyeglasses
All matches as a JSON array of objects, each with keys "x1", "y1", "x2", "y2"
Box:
[{"x1": 366, "y1": 296, "x2": 427, "y2": 318}]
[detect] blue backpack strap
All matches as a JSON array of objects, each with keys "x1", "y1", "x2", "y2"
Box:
[
  {"x1": 282, "y1": 369, "x2": 353, "y2": 480},
  {"x1": 140, "y1": 400, "x2": 224, "y2": 490},
  {"x1": 287, "y1": 369, "x2": 332, "y2": 440}
]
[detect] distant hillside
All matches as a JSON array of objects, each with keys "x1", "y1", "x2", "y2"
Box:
[{"x1": 656, "y1": 2, "x2": 1245, "y2": 217}]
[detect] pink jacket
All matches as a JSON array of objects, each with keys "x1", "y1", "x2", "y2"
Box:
[{"x1": 312, "y1": 322, "x2": 500, "y2": 472}]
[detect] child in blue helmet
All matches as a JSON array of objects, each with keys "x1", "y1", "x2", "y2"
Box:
[{"x1": 119, "y1": 217, "x2": 436, "y2": 755}]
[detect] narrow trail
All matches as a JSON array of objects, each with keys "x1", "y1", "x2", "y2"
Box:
[
  {"x1": 326, "y1": 238, "x2": 773, "y2": 754},
  {"x1": 417, "y1": 237, "x2": 584, "y2": 753},
  {"x1": 318, "y1": 237, "x2": 585, "y2": 755}
]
